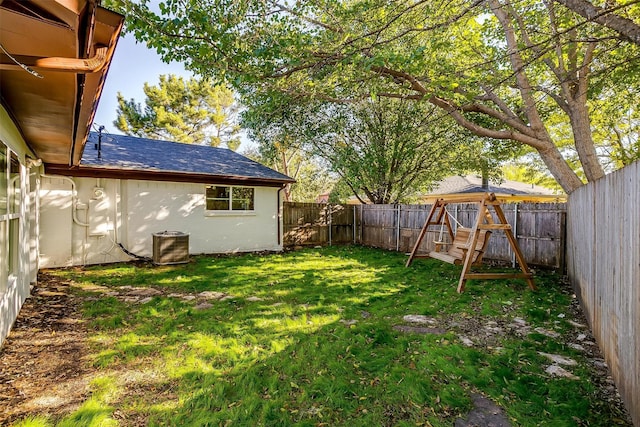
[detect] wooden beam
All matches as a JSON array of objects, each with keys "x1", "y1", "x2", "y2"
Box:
[
  {"x1": 428, "y1": 192, "x2": 497, "y2": 204},
  {"x1": 493, "y1": 203, "x2": 537, "y2": 290},
  {"x1": 406, "y1": 201, "x2": 440, "y2": 267},
  {"x1": 457, "y1": 200, "x2": 485, "y2": 293},
  {"x1": 464, "y1": 273, "x2": 533, "y2": 280},
  {"x1": 477, "y1": 224, "x2": 512, "y2": 230}
]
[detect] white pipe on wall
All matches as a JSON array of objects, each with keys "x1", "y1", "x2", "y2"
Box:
[{"x1": 41, "y1": 174, "x2": 89, "y2": 227}]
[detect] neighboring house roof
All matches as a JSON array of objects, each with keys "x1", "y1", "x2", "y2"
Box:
[
  {"x1": 46, "y1": 133, "x2": 295, "y2": 187},
  {"x1": 429, "y1": 175, "x2": 556, "y2": 196},
  {"x1": 0, "y1": 1, "x2": 123, "y2": 165},
  {"x1": 346, "y1": 175, "x2": 565, "y2": 204},
  {"x1": 423, "y1": 175, "x2": 565, "y2": 203},
  {"x1": 315, "y1": 192, "x2": 330, "y2": 203}
]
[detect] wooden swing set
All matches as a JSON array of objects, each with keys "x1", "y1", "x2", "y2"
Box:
[{"x1": 405, "y1": 193, "x2": 536, "y2": 293}]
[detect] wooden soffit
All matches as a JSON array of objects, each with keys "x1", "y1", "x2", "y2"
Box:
[{"x1": 0, "y1": 0, "x2": 123, "y2": 165}]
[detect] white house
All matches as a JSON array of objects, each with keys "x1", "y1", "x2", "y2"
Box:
[
  {"x1": 0, "y1": 0, "x2": 124, "y2": 345},
  {"x1": 40, "y1": 133, "x2": 294, "y2": 267},
  {"x1": 0, "y1": 0, "x2": 295, "y2": 348}
]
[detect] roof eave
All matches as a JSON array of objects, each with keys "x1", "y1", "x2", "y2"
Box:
[
  {"x1": 44, "y1": 163, "x2": 296, "y2": 187},
  {"x1": 0, "y1": 1, "x2": 124, "y2": 165},
  {"x1": 70, "y1": 5, "x2": 124, "y2": 165}
]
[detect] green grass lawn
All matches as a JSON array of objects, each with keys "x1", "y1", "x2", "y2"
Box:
[{"x1": 15, "y1": 246, "x2": 630, "y2": 426}]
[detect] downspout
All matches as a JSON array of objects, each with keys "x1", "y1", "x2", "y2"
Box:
[
  {"x1": 277, "y1": 186, "x2": 284, "y2": 247},
  {"x1": 26, "y1": 159, "x2": 42, "y2": 285}
]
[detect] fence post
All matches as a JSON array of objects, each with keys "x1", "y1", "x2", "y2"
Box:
[
  {"x1": 328, "y1": 204, "x2": 332, "y2": 246},
  {"x1": 396, "y1": 204, "x2": 401, "y2": 252},
  {"x1": 454, "y1": 204, "x2": 459, "y2": 231},
  {"x1": 352, "y1": 205, "x2": 356, "y2": 244},
  {"x1": 360, "y1": 204, "x2": 363, "y2": 244},
  {"x1": 511, "y1": 203, "x2": 519, "y2": 268}
]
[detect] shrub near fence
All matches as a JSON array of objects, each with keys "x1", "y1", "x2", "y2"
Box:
[{"x1": 283, "y1": 201, "x2": 566, "y2": 270}]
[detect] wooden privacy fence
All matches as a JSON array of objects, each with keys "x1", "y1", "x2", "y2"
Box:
[
  {"x1": 283, "y1": 202, "x2": 355, "y2": 246},
  {"x1": 283, "y1": 201, "x2": 566, "y2": 270},
  {"x1": 567, "y1": 161, "x2": 640, "y2": 426}
]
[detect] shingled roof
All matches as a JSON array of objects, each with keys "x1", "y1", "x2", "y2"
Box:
[
  {"x1": 429, "y1": 175, "x2": 556, "y2": 196},
  {"x1": 421, "y1": 174, "x2": 565, "y2": 203},
  {"x1": 45, "y1": 133, "x2": 294, "y2": 187}
]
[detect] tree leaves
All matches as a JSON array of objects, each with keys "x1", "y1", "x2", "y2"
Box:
[
  {"x1": 107, "y1": 0, "x2": 640, "y2": 191},
  {"x1": 114, "y1": 74, "x2": 242, "y2": 149}
]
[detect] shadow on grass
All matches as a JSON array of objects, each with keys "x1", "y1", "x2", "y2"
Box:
[{"x1": 45, "y1": 246, "x2": 630, "y2": 426}]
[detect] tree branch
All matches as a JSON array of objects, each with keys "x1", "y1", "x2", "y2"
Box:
[{"x1": 555, "y1": 0, "x2": 640, "y2": 45}]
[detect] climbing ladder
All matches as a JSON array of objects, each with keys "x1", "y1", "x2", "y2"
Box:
[{"x1": 405, "y1": 193, "x2": 536, "y2": 293}]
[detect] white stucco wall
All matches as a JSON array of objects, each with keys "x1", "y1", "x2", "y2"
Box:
[
  {"x1": 39, "y1": 177, "x2": 283, "y2": 268},
  {"x1": 0, "y1": 104, "x2": 38, "y2": 347}
]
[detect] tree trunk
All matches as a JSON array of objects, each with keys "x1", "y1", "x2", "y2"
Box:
[
  {"x1": 279, "y1": 150, "x2": 293, "y2": 202},
  {"x1": 430, "y1": 96, "x2": 584, "y2": 193},
  {"x1": 537, "y1": 141, "x2": 585, "y2": 193},
  {"x1": 568, "y1": 99, "x2": 605, "y2": 182}
]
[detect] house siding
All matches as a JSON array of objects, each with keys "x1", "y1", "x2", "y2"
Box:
[
  {"x1": 0, "y1": 105, "x2": 38, "y2": 347},
  {"x1": 39, "y1": 177, "x2": 283, "y2": 268}
]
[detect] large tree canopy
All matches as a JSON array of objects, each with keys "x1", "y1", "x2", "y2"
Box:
[
  {"x1": 108, "y1": 0, "x2": 640, "y2": 193},
  {"x1": 244, "y1": 96, "x2": 515, "y2": 203},
  {"x1": 115, "y1": 74, "x2": 242, "y2": 149}
]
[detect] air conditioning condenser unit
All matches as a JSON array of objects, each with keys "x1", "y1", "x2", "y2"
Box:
[{"x1": 152, "y1": 231, "x2": 189, "y2": 265}]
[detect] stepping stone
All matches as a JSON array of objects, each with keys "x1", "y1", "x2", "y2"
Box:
[
  {"x1": 512, "y1": 317, "x2": 527, "y2": 326},
  {"x1": 546, "y1": 365, "x2": 579, "y2": 380},
  {"x1": 194, "y1": 302, "x2": 213, "y2": 310},
  {"x1": 484, "y1": 325, "x2": 504, "y2": 335},
  {"x1": 538, "y1": 352, "x2": 577, "y2": 366},
  {"x1": 38, "y1": 291, "x2": 66, "y2": 297},
  {"x1": 568, "y1": 343, "x2": 586, "y2": 352},
  {"x1": 393, "y1": 325, "x2": 445, "y2": 335},
  {"x1": 567, "y1": 320, "x2": 586, "y2": 328},
  {"x1": 182, "y1": 295, "x2": 196, "y2": 301},
  {"x1": 246, "y1": 296, "x2": 264, "y2": 302},
  {"x1": 593, "y1": 359, "x2": 608, "y2": 369},
  {"x1": 127, "y1": 288, "x2": 162, "y2": 297},
  {"x1": 139, "y1": 297, "x2": 154, "y2": 304},
  {"x1": 459, "y1": 336, "x2": 474, "y2": 347},
  {"x1": 340, "y1": 319, "x2": 357, "y2": 326},
  {"x1": 403, "y1": 315, "x2": 437, "y2": 325},
  {"x1": 533, "y1": 327, "x2": 560, "y2": 338},
  {"x1": 455, "y1": 393, "x2": 511, "y2": 427},
  {"x1": 198, "y1": 291, "x2": 226, "y2": 300}
]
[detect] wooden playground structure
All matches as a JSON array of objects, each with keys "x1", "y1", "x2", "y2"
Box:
[{"x1": 406, "y1": 193, "x2": 536, "y2": 293}]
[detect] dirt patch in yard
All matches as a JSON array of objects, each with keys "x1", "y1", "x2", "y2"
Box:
[{"x1": 0, "y1": 273, "x2": 91, "y2": 425}]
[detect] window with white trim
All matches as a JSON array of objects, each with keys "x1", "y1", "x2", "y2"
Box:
[
  {"x1": 205, "y1": 186, "x2": 255, "y2": 211},
  {"x1": 0, "y1": 143, "x2": 21, "y2": 292},
  {"x1": 0, "y1": 145, "x2": 7, "y2": 292}
]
